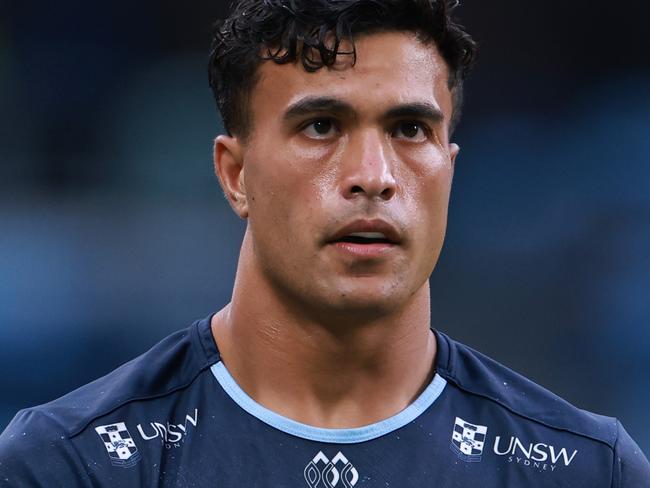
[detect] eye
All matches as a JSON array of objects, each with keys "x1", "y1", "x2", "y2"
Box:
[
  {"x1": 302, "y1": 119, "x2": 338, "y2": 139},
  {"x1": 392, "y1": 122, "x2": 429, "y2": 142}
]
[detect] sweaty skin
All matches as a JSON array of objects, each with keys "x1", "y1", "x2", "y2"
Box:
[{"x1": 212, "y1": 32, "x2": 459, "y2": 428}]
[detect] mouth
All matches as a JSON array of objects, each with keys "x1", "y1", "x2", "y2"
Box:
[
  {"x1": 329, "y1": 219, "x2": 401, "y2": 244},
  {"x1": 334, "y1": 231, "x2": 394, "y2": 245},
  {"x1": 326, "y1": 220, "x2": 402, "y2": 258}
]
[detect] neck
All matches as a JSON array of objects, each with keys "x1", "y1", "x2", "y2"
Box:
[{"x1": 212, "y1": 235, "x2": 437, "y2": 429}]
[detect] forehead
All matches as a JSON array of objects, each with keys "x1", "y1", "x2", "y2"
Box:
[{"x1": 251, "y1": 31, "x2": 453, "y2": 123}]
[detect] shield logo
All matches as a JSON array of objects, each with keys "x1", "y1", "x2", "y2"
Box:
[
  {"x1": 450, "y1": 417, "x2": 488, "y2": 463},
  {"x1": 95, "y1": 422, "x2": 142, "y2": 468}
]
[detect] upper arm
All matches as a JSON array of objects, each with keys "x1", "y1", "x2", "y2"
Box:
[
  {"x1": 0, "y1": 409, "x2": 92, "y2": 487},
  {"x1": 612, "y1": 420, "x2": 650, "y2": 487}
]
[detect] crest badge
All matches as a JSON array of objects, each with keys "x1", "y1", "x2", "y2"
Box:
[
  {"x1": 95, "y1": 422, "x2": 142, "y2": 468},
  {"x1": 451, "y1": 417, "x2": 488, "y2": 463}
]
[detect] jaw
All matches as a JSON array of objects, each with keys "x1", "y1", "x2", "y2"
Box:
[
  {"x1": 297, "y1": 275, "x2": 433, "y2": 333},
  {"x1": 293, "y1": 259, "x2": 430, "y2": 320},
  {"x1": 231, "y1": 227, "x2": 434, "y2": 342}
]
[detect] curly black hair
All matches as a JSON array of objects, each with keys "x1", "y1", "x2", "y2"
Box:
[{"x1": 208, "y1": 0, "x2": 477, "y2": 139}]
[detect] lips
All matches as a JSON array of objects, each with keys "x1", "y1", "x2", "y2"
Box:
[{"x1": 328, "y1": 219, "x2": 402, "y2": 246}]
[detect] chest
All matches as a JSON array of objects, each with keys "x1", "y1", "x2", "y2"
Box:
[{"x1": 84, "y1": 417, "x2": 607, "y2": 488}]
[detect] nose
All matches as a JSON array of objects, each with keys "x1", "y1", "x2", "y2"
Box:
[{"x1": 340, "y1": 129, "x2": 397, "y2": 201}]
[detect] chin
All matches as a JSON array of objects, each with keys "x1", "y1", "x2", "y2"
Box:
[{"x1": 318, "y1": 278, "x2": 414, "y2": 316}]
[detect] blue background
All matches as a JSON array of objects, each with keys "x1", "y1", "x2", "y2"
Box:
[{"x1": 1, "y1": 1, "x2": 649, "y2": 452}]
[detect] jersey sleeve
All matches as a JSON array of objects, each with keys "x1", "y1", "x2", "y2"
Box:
[
  {"x1": 612, "y1": 420, "x2": 650, "y2": 487},
  {"x1": 0, "y1": 408, "x2": 92, "y2": 487}
]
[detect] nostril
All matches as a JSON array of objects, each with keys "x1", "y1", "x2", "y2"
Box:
[{"x1": 351, "y1": 185, "x2": 364, "y2": 194}]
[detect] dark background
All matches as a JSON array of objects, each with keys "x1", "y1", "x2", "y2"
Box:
[{"x1": 1, "y1": 1, "x2": 649, "y2": 452}]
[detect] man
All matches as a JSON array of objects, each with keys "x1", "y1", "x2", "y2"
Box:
[{"x1": 1, "y1": 0, "x2": 648, "y2": 486}]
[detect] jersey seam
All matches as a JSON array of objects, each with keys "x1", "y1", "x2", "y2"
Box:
[
  {"x1": 433, "y1": 328, "x2": 454, "y2": 373},
  {"x1": 70, "y1": 353, "x2": 215, "y2": 439},
  {"x1": 68, "y1": 321, "x2": 217, "y2": 438},
  {"x1": 437, "y1": 369, "x2": 617, "y2": 451},
  {"x1": 193, "y1": 312, "x2": 220, "y2": 363},
  {"x1": 610, "y1": 420, "x2": 620, "y2": 488},
  {"x1": 435, "y1": 330, "x2": 617, "y2": 450},
  {"x1": 67, "y1": 368, "x2": 210, "y2": 438}
]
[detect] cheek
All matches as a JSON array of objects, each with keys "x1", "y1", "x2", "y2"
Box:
[
  {"x1": 267, "y1": 140, "x2": 338, "y2": 207},
  {"x1": 399, "y1": 146, "x2": 453, "y2": 206},
  {"x1": 244, "y1": 145, "x2": 332, "y2": 242},
  {"x1": 402, "y1": 161, "x2": 453, "y2": 242}
]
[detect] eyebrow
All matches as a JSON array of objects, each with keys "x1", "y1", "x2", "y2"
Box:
[
  {"x1": 283, "y1": 96, "x2": 444, "y2": 125},
  {"x1": 283, "y1": 97, "x2": 356, "y2": 121},
  {"x1": 384, "y1": 102, "x2": 445, "y2": 125}
]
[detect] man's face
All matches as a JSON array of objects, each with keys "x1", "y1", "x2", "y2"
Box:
[{"x1": 225, "y1": 32, "x2": 458, "y2": 316}]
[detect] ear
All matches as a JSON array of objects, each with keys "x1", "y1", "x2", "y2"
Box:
[
  {"x1": 214, "y1": 135, "x2": 248, "y2": 219},
  {"x1": 448, "y1": 143, "x2": 460, "y2": 172}
]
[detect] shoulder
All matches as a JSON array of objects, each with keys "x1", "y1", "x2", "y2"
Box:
[
  {"x1": 25, "y1": 315, "x2": 218, "y2": 437},
  {"x1": 435, "y1": 330, "x2": 617, "y2": 444},
  {"x1": 434, "y1": 330, "x2": 650, "y2": 485},
  {"x1": 0, "y1": 315, "x2": 219, "y2": 483}
]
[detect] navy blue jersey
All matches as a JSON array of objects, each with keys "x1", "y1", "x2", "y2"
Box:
[{"x1": 1, "y1": 315, "x2": 648, "y2": 487}]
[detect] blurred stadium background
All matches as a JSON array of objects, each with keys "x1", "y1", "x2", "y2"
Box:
[{"x1": 1, "y1": 1, "x2": 649, "y2": 452}]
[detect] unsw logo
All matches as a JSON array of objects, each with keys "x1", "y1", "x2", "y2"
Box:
[
  {"x1": 94, "y1": 409, "x2": 199, "y2": 468},
  {"x1": 450, "y1": 416, "x2": 579, "y2": 472},
  {"x1": 304, "y1": 451, "x2": 359, "y2": 488},
  {"x1": 493, "y1": 435, "x2": 578, "y2": 471},
  {"x1": 136, "y1": 408, "x2": 199, "y2": 449}
]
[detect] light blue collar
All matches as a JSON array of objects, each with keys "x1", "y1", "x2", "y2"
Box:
[{"x1": 211, "y1": 361, "x2": 446, "y2": 444}]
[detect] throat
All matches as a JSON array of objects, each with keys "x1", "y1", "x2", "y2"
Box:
[
  {"x1": 213, "y1": 279, "x2": 437, "y2": 430},
  {"x1": 216, "y1": 322, "x2": 438, "y2": 429}
]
